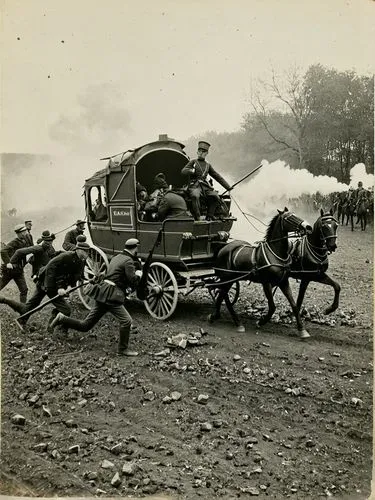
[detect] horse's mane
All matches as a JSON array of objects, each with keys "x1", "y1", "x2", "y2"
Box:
[{"x1": 265, "y1": 212, "x2": 280, "y2": 241}]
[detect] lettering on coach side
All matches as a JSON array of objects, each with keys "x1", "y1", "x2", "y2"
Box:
[
  {"x1": 110, "y1": 206, "x2": 133, "y2": 226},
  {"x1": 113, "y1": 210, "x2": 130, "y2": 216}
]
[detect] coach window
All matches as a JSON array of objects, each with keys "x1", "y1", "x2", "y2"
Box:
[{"x1": 89, "y1": 186, "x2": 108, "y2": 222}]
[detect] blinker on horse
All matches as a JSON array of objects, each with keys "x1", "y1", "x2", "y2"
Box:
[
  {"x1": 209, "y1": 208, "x2": 312, "y2": 339},
  {"x1": 290, "y1": 208, "x2": 340, "y2": 316}
]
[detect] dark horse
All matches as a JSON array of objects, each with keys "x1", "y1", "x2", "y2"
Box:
[
  {"x1": 356, "y1": 197, "x2": 369, "y2": 231},
  {"x1": 208, "y1": 208, "x2": 312, "y2": 338},
  {"x1": 342, "y1": 195, "x2": 356, "y2": 231},
  {"x1": 290, "y1": 209, "x2": 340, "y2": 316}
]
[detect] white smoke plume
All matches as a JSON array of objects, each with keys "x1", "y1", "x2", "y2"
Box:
[
  {"x1": 228, "y1": 159, "x2": 373, "y2": 242},
  {"x1": 1, "y1": 83, "x2": 134, "y2": 243},
  {"x1": 349, "y1": 163, "x2": 374, "y2": 189}
]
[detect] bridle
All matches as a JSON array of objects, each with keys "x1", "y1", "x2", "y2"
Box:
[
  {"x1": 309, "y1": 214, "x2": 338, "y2": 254},
  {"x1": 268, "y1": 211, "x2": 309, "y2": 244}
]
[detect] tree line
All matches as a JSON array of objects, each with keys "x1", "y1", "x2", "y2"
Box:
[{"x1": 184, "y1": 64, "x2": 374, "y2": 184}]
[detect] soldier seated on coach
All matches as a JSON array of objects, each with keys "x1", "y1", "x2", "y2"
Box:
[
  {"x1": 157, "y1": 188, "x2": 193, "y2": 222},
  {"x1": 181, "y1": 141, "x2": 232, "y2": 221},
  {"x1": 144, "y1": 173, "x2": 169, "y2": 221}
]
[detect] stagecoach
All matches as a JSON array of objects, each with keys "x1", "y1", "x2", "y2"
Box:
[{"x1": 78, "y1": 135, "x2": 240, "y2": 319}]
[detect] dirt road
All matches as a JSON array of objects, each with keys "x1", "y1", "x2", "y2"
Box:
[{"x1": 0, "y1": 224, "x2": 373, "y2": 499}]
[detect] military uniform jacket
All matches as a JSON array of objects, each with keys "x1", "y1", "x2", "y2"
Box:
[
  {"x1": 87, "y1": 251, "x2": 142, "y2": 305},
  {"x1": 158, "y1": 191, "x2": 190, "y2": 221},
  {"x1": 10, "y1": 243, "x2": 57, "y2": 276},
  {"x1": 181, "y1": 159, "x2": 231, "y2": 191},
  {"x1": 0, "y1": 237, "x2": 28, "y2": 273},
  {"x1": 62, "y1": 228, "x2": 84, "y2": 251},
  {"x1": 38, "y1": 251, "x2": 85, "y2": 294}
]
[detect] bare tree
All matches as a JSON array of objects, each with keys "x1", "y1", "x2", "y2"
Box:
[{"x1": 248, "y1": 66, "x2": 314, "y2": 168}]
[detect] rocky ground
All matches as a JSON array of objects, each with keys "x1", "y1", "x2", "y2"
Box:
[{"x1": 0, "y1": 223, "x2": 373, "y2": 499}]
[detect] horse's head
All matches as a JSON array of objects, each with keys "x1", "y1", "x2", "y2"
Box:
[
  {"x1": 277, "y1": 207, "x2": 312, "y2": 236},
  {"x1": 317, "y1": 208, "x2": 338, "y2": 252}
]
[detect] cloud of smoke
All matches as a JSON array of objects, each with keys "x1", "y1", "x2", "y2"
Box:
[
  {"x1": 349, "y1": 163, "x2": 374, "y2": 189},
  {"x1": 1, "y1": 83, "x2": 134, "y2": 241},
  {"x1": 49, "y1": 83, "x2": 133, "y2": 156},
  {"x1": 228, "y1": 159, "x2": 373, "y2": 241}
]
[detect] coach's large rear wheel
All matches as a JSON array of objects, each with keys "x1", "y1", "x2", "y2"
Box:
[
  {"x1": 77, "y1": 245, "x2": 109, "y2": 310},
  {"x1": 144, "y1": 262, "x2": 178, "y2": 320}
]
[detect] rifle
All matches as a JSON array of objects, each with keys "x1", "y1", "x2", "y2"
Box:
[
  {"x1": 221, "y1": 163, "x2": 263, "y2": 195},
  {"x1": 18, "y1": 279, "x2": 94, "y2": 322},
  {"x1": 136, "y1": 229, "x2": 163, "y2": 300}
]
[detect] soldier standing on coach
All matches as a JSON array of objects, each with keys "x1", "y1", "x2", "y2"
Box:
[
  {"x1": 50, "y1": 238, "x2": 142, "y2": 357},
  {"x1": 0, "y1": 225, "x2": 30, "y2": 302},
  {"x1": 0, "y1": 235, "x2": 89, "y2": 332},
  {"x1": 9, "y1": 230, "x2": 57, "y2": 280},
  {"x1": 181, "y1": 141, "x2": 232, "y2": 221},
  {"x1": 24, "y1": 220, "x2": 34, "y2": 246},
  {"x1": 63, "y1": 220, "x2": 86, "y2": 251}
]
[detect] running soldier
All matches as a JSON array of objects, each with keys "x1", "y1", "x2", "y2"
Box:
[
  {"x1": 0, "y1": 235, "x2": 89, "y2": 331},
  {"x1": 50, "y1": 238, "x2": 142, "y2": 356},
  {"x1": 0, "y1": 224, "x2": 30, "y2": 302}
]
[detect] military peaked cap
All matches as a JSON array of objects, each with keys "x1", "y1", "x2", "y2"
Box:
[
  {"x1": 14, "y1": 224, "x2": 27, "y2": 234},
  {"x1": 124, "y1": 238, "x2": 139, "y2": 248},
  {"x1": 76, "y1": 219, "x2": 86, "y2": 225},
  {"x1": 198, "y1": 141, "x2": 210, "y2": 151}
]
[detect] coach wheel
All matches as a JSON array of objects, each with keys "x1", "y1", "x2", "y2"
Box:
[
  {"x1": 77, "y1": 245, "x2": 109, "y2": 310},
  {"x1": 209, "y1": 280, "x2": 240, "y2": 305},
  {"x1": 144, "y1": 262, "x2": 179, "y2": 320}
]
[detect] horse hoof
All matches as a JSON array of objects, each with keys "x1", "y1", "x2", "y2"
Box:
[
  {"x1": 300, "y1": 330, "x2": 310, "y2": 339},
  {"x1": 237, "y1": 325, "x2": 245, "y2": 333}
]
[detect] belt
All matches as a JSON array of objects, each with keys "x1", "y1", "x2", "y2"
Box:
[{"x1": 104, "y1": 279, "x2": 116, "y2": 286}]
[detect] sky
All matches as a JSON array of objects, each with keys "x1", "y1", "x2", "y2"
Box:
[{"x1": 1, "y1": 0, "x2": 374, "y2": 156}]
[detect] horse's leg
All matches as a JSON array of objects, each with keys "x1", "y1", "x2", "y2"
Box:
[
  {"x1": 207, "y1": 285, "x2": 228, "y2": 323},
  {"x1": 223, "y1": 290, "x2": 245, "y2": 332},
  {"x1": 296, "y1": 279, "x2": 309, "y2": 313},
  {"x1": 350, "y1": 214, "x2": 354, "y2": 231},
  {"x1": 278, "y1": 279, "x2": 310, "y2": 339},
  {"x1": 313, "y1": 273, "x2": 341, "y2": 315},
  {"x1": 257, "y1": 283, "x2": 276, "y2": 327}
]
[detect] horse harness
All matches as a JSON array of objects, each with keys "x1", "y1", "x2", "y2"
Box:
[{"x1": 212, "y1": 240, "x2": 293, "y2": 287}]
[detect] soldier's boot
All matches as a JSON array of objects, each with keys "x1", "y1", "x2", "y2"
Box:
[
  {"x1": 118, "y1": 326, "x2": 138, "y2": 357},
  {"x1": 49, "y1": 313, "x2": 76, "y2": 333},
  {"x1": 206, "y1": 200, "x2": 219, "y2": 221},
  {"x1": 0, "y1": 296, "x2": 26, "y2": 314}
]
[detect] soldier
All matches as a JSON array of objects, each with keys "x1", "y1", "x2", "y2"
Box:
[
  {"x1": 181, "y1": 141, "x2": 232, "y2": 220},
  {"x1": 0, "y1": 224, "x2": 30, "y2": 302},
  {"x1": 50, "y1": 238, "x2": 142, "y2": 357},
  {"x1": 9, "y1": 230, "x2": 57, "y2": 279},
  {"x1": 0, "y1": 235, "x2": 89, "y2": 331},
  {"x1": 24, "y1": 220, "x2": 34, "y2": 245},
  {"x1": 144, "y1": 173, "x2": 169, "y2": 220},
  {"x1": 158, "y1": 189, "x2": 192, "y2": 221},
  {"x1": 63, "y1": 219, "x2": 86, "y2": 251}
]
